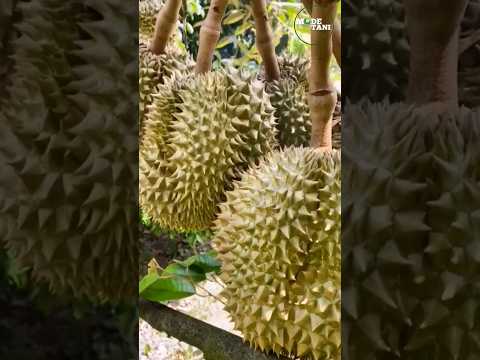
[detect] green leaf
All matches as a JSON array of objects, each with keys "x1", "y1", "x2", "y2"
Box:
[
  {"x1": 163, "y1": 263, "x2": 206, "y2": 282},
  {"x1": 139, "y1": 273, "x2": 196, "y2": 302},
  {"x1": 179, "y1": 253, "x2": 221, "y2": 274},
  {"x1": 223, "y1": 10, "x2": 246, "y2": 25},
  {"x1": 216, "y1": 36, "x2": 235, "y2": 49},
  {"x1": 139, "y1": 272, "x2": 161, "y2": 294}
]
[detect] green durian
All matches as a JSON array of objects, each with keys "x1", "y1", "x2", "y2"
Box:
[
  {"x1": 342, "y1": 101, "x2": 480, "y2": 359},
  {"x1": 213, "y1": 147, "x2": 341, "y2": 360},
  {"x1": 139, "y1": 40, "x2": 194, "y2": 139},
  {"x1": 0, "y1": 0, "x2": 137, "y2": 303},
  {"x1": 140, "y1": 69, "x2": 277, "y2": 231},
  {"x1": 268, "y1": 78, "x2": 311, "y2": 147}
]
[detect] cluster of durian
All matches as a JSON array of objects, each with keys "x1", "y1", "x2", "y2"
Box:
[
  {"x1": 342, "y1": 101, "x2": 480, "y2": 359},
  {"x1": 140, "y1": 69, "x2": 277, "y2": 231},
  {"x1": 344, "y1": 0, "x2": 480, "y2": 106},
  {"x1": 139, "y1": 40, "x2": 194, "y2": 138},
  {"x1": 213, "y1": 148, "x2": 341, "y2": 360},
  {"x1": 139, "y1": 0, "x2": 162, "y2": 40},
  {"x1": 0, "y1": 0, "x2": 138, "y2": 303}
]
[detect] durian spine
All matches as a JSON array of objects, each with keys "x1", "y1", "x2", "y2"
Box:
[
  {"x1": 252, "y1": 0, "x2": 280, "y2": 81},
  {"x1": 195, "y1": 0, "x2": 228, "y2": 73},
  {"x1": 309, "y1": 0, "x2": 337, "y2": 149},
  {"x1": 150, "y1": 0, "x2": 182, "y2": 54}
]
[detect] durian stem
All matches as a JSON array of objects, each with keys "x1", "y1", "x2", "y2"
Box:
[
  {"x1": 150, "y1": 0, "x2": 182, "y2": 54},
  {"x1": 301, "y1": 0, "x2": 341, "y2": 67},
  {"x1": 195, "y1": 0, "x2": 228, "y2": 74},
  {"x1": 252, "y1": 0, "x2": 281, "y2": 81},
  {"x1": 140, "y1": 301, "x2": 290, "y2": 360},
  {"x1": 309, "y1": 0, "x2": 337, "y2": 150},
  {"x1": 403, "y1": 0, "x2": 469, "y2": 109}
]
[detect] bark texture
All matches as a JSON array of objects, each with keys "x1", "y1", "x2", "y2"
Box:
[
  {"x1": 195, "y1": 0, "x2": 228, "y2": 73},
  {"x1": 403, "y1": 0, "x2": 469, "y2": 108},
  {"x1": 150, "y1": 0, "x2": 182, "y2": 54},
  {"x1": 309, "y1": 0, "x2": 337, "y2": 149},
  {"x1": 252, "y1": 0, "x2": 280, "y2": 81},
  {"x1": 140, "y1": 301, "x2": 289, "y2": 360}
]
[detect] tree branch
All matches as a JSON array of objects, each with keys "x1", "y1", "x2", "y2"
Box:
[
  {"x1": 252, "y1": 0, "x2": 281, "y2": 81},
  {"x1": 140, "y1": 301, "x2": 289, "y2": 360},
  {"x1": 150, "y1": 0, "x2": 182, "y2": 54}
]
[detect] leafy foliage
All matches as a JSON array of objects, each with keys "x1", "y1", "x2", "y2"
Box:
[{"x1": 139, "y1": 252, "x2": 221, "y2": 302}]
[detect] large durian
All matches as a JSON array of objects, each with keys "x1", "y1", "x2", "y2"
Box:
[
  {"x1": 140, "y1": 69, "x2": 277, "y2": 231},
  {"x1": 342, "y1": 101, "x2": 480, "y2": 359},
  {"x1": 139, "y1": 40, "x2": 194, "y2": 138},
  {"x1": 0, "y1": 0, "x2": 137, "y2": 302},
  {"x1": 343, "y1": 0, "x2": 480, "y2": 106},
  {"x1": 213, "y1": 147, "x2": 341, "y2": 360}
]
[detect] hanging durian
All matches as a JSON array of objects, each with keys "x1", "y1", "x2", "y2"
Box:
[
  {"x1": 140, "y1": 69, "x2": 277, "y2": 231},
  {"x1": 139, "y1": 40, "x2": 194, "y2": 139},
  {"x1": 0, "y1": 0, "x2": 138, "y2": 303},
  {"x1": 342, "y1": 101, "x2": 480, "y2": 359},
  {"x1": 213, "y1": 147, "x2": 341, "y2": 360},
  {"x1": 268, "y1": 78, "x2": 311, "y2": 147}
]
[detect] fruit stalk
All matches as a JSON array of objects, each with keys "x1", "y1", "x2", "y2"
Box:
[
  {"x1": 195, "y1": 0, "x2": 228, "y2": 73},
  {"x1": 309, "y1": 0, "x2": 337, "y2": 149},
  {"x1": 403, "y1": 0, "x2": 469, "y2": 108},
  {"x1": 150, "y1": 0, "x2": 182, "y2": 54},
  {"x1": 252, "y1": 0, "x2": 280, "y2": 81},
  {"x1": 302, "y1": 0, "x2": 341, "y2": 67}
]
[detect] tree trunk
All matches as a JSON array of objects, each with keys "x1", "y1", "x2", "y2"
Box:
[
  {"x1": 195, "y1": 0, "x2": 228, "y2": 74},
  {"x1": 140, "y1": 301, "x2": 289, "y2": 360},
  {"x1": 150, "y1": 0, "x2": 182, "y2": 54},
  {"x1": 403, "y1": 0, "x2": 469, "y2": 108},
  {"x1": 252, "y1": 0, "x2": 280, "y2": 81},
  {"x1": 308, "y1": 0, "x2": 337, "y2": 149},
  {"x1": 301, "y1": 0, "x2": 341, "y2": 68}
]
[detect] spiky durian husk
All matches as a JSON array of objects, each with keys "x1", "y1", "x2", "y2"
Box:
[
  {"x1": 268, "y1": 78, "x2": 311, "y2": 147},
  {"x1": 0, "y1": 0, "x2": 137, "y2": 303},
  {"x1": 139, "y1": 0, "x2": 161, "y2": 39},
  {"x1": 140, "y1": 69, "x2": 277, "y2": 231},
  {"x1": 139, "y1": 40, "x2": 194, "y2": 139},
  {"x1": 213, "y1": 148, "x2": 341, "y2": 360},
  {"x1": 343, "y1": 0, "x2": 409, "y2": 102},
  {"x1": 343, "y1": 101, "x2": 480, "y2": 359}
]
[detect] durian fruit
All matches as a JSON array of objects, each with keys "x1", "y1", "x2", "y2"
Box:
[
  {"x1": 0, "y1": 0, "x2": 138, "y2": 303},
  {"x1": 0, "y1": 0, "x2": 16, "y2": 86},
  {"x1": 139, "y1": 40, "x2": 194, "y2": 139},
  {"x1": 342, "y1": 101, "x2": 480, "y2": 359},
  {"x1": 139, "y1": 0, "x2": 161, "y2": 39},
  {"x1": 140, "y1": 69, "x2": 277, "y2": 231},
  {"x1": 268, "y1": 78, "x2": 311, "y2": 147},
  {"x1": 343, "y1": 0, "x2": 409, "y2": 102},
  {"x1": 213, "y1": 148, "x2": 341, "y2": 360}
]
